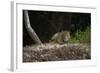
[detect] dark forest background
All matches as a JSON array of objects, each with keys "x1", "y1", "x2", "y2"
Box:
[{"x1": 23, "y1": 10, "x2": 91, "y2": 47}]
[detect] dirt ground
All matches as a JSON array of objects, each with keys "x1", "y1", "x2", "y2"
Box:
[{"x1": 23, "y1": 43, "x2": 91, "y2": 62}]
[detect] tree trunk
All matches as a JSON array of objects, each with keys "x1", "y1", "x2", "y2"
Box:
[{"x1": 24, "y1": 10, "x2": 42, "y2": 44}]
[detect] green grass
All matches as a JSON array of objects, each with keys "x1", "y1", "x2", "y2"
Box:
[{"x1": 69, "y1": 26, "x2": 91, "y2": 43}]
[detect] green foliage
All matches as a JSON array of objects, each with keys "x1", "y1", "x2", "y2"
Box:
[{"x1": 69, "y1": 26, "x2": 91, "y2": 43}]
